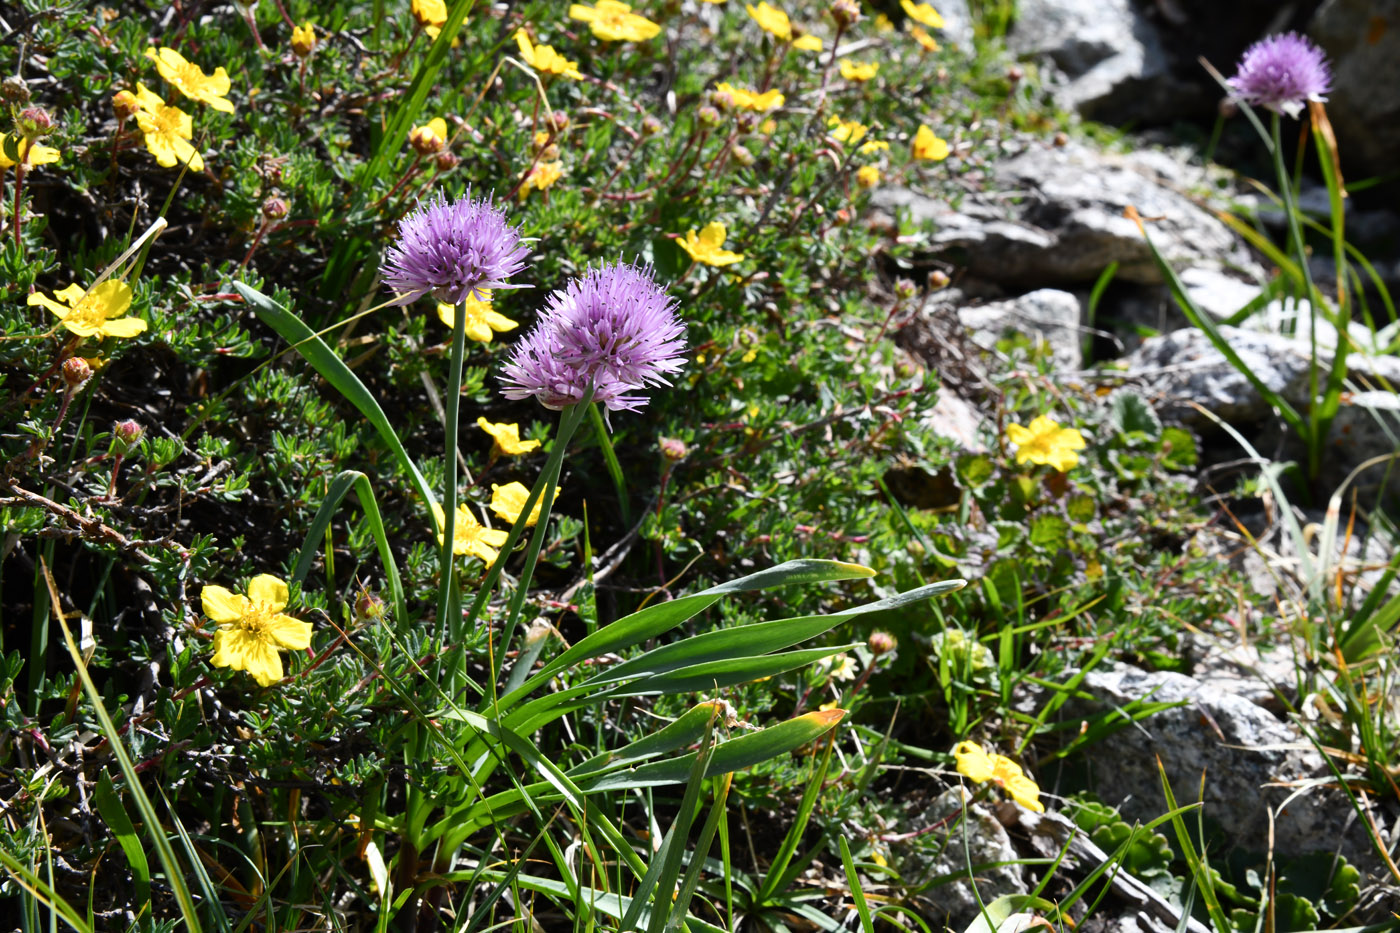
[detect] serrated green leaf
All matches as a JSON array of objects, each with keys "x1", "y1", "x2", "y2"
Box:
[{"x1": 1029, "y1": 514, "x2": 1069, "y2": 550}]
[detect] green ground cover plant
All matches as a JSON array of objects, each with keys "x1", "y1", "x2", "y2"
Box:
[{"x1": 2, "y1": 0, "x2": 1398, "y2": 930}]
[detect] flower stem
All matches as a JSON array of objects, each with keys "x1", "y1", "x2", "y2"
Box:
[{"x1": 434, "y1": 298, "x2": 469, "y2": 645}]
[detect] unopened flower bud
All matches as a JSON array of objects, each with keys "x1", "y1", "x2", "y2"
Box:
[
  {"x1": 1, "y1": 76, "x2": 29, "y2": 105},
  {"x1": 1053, "y1": 131, "x2": 1069, "y2": 147},
  {"x1": 829, "y1": 0, "x2": 861, "y2": 28},
  {"x1": 548, "y1": 110, "x2": 570, "y2": 133},
  {"x1": 731, "y1": 144, "x2": 754, "y2": 166},
  {"x1": 735, "y1": 113, "x2": 758, "y2": 133},
  {"x1": 61, "y1": 357, "x2": 92, "y2": 390},
  {"x1": 659, "y1": 436, "x2": 688, "y2": 461},
  {"x1": 834, "y1": 208, "x2": 851, "y2": 226},
  {"x1": 408, "y1": 123, "x2": 446, "y2": 156},
  {"x1": 1218, "y1": 97, "x2": 1238, "y2": 119},
  {"x1": 1006, "y1": 65, "x2": 1024, "y2": 84},
  {"x1": 355, "y1": 590, "x2": 387, "y2": 621},
  {"x1": 698, "y1": 105, "x2": 721, "y2": 126},
  {"x1": 868, "y1": 631, "x2": 897, "y2": 656},
  {"x1": 524, "y1": 617, "x2": 553, "y2": 647},
  {"x1": 112, "y1": 89, "x2": 139, "y2": 120},
  {"x1": 641, "y1": 115, "x2": 662, "y2": 136},
  {"x1": 895, "y1": 277, "x2": 917, "y2": 301},
  {"x1": 435, "y1": 150, "x2": 460, "y2": 172},
  {"x1": 710, "y1": 89, "x2": 736, "y2": 111},
  {"x1": 113, "y1": 419, "x2": 144, "y2": 449},
  {"x1": 262, "y1": 196, "x2": 289, "y2": 220},
  {"x1": 18, "y1": 107, "x2": 54, "y2": 137},
  {"x1": 927, "y1": 269, "x2": 950, "y2": 290}
]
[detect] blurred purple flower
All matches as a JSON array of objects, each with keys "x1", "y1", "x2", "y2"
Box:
[
  {"x1": 382, "y1": 191, "x2": 530, "y2": 305},
  {"x1": 1227, "y1": 32, "x2": 1331, "y2": 119},
  {"x1": 501, "y1": 261, "x2": 685, "y2": 412}
]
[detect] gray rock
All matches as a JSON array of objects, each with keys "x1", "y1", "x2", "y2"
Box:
[
  {"x1": 923, "y1": 388, "x2": 988, "y2": 452},
  {"x1": 959, "y1": 288, "x2": 1084, "y2": 368},
  {"x1": 929, "y1": 0, "x2": 975, "y2": 51},
  {"x1": 1309, "y1": 0, "x2": 1400, "y2": 183},
  {"x1": 1008, "y1": 0, "x2": 1176, "y2": 122},
  {"x1": 898, "y1": 786, "x2": 1028, "y2": 926},
  {"x1": 1067, "y1": 663, "x2": 1385, "y2": 869},
  {"x1": 875, "y1": 143, "x2": 1262, "y2": 291},
  {"x1": 1178, "y1": 266, "x2": 1263, "y2": 320}
]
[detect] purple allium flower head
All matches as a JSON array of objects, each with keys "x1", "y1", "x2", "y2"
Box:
[
  {"x1": 1227, "y1": 32, "x2": 1331, "y2": 120},
  {"x1": 382, "y1": 191, "x2": 530, "y2": 306},
  {"x1": 501, "y1": 261, "x2": 686, "y2": 412}
]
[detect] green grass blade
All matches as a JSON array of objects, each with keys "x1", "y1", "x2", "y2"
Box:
[
  {"x1": 1158, "y1": 763, "x2": 1231, "y2": 933},
  {"x1": 838, "y1": 836, "x2": 875, "y2": 933},
  {"x1": 666, "y1": 772, "x2": 734, "y2": 933},
  {"x1": 290, "y1": 470, "x2": 409, "y2": 634},
  {"x1": 0, "y1": 848, "x2": 92, "y2": 933},
  {"x1": 232, "y1": 281, "x2": 436, "y2": 517},
  {"x1": 40, "y1": 564, "x2": 202, "y2": 931},
  {"x1": 587, "y1": 402, "x2": 631, "y2": 525},
  {"x1": 91, "y1": 772, "x2": 151, "y2": 908},
  {"x1": 757, "y1": 732, "x2": 835, "y2": 903}
]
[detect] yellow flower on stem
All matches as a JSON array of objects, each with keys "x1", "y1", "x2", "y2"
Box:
[
  {"x1": 412, "y1": 0, "x2": 448, "y2": 35},
  {"x1": 839, "y1": 59, "x2": 879, "y2": 81},
  {"x1": 912, "y1": 124, "x2": 949, "y2": 161},
  {"x1": 827, "y1": 115, "x2": 868, "y2": 145},
  {"x1": 132, "y1": 84, "x2": 204, "y2": 171},
  {"x1": 714, "y1": 81, "x2": 784, "y2": 112},
  {"x1": 436, "y1": 290, "x2": 518, "y2": 342},
  {"x1": 858, "y1": 139, "x2": 890, "y2": 154},
  {"x1": 490, "y1": 481, "x2": 559, "y2": 526},
  {"x1": 856, "y1": 164, "x2": 880, "y2": 188},
  {"x1": 792, "y1": 34, "x2": 823, "y2": 51},
  {"x1": 477, "y1": 417, "x2": 541, "y2": 455},
  {"x1": 515, "y1": 29, "x2": 584, "y2": 80},
  {"x1": 569, "y1": 1, "x2": 662, "y2": 42},
  {"x1": 518, "y1": 160, "x2": 563, "y2": 199},
  {"x1": 144, "y1": 47, "x2": 234, "y2": 112},
  {"x1": 27, "y1": 281, "x2": 145, "y2": 340},
  {"x1": 953, "y1": 741, "x2": 1045, "y2": 812},
  {"x1": 290, "y1": 21, "x2": 316, "y2": 57},
  {"x1": 408, "y1": 117, "x2": 449, "y2": 155},
  {"x1": 900, "y1": 0, "x2": 945, "y2": 28},
  {"x1": 432, "y1": 502, "x2": 510, "y2": 563},
  {"x1": 1006, "y1": 415, "x2": 1086, "y2": 472},
  {"x1": 746, "y1": 2, "x2": 791, "y2": 41},
  {"x1": 910, "y1": 24, "x2": 940, "y2": 52},
  {"x1": 202, "y1": 575, "x2": 313, "y2": 687},
  {"x1": 678, "y1": 222, "x2": 744, "y2": 267},
  {"x1": 0, "y1": 134, "x2": 61, "y2": 170}
]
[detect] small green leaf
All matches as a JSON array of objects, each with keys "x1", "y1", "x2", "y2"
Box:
[
  {"x1": 1110, "y1": 392, "x2": 1162, "y2": 441},
  {"x1": 1029, "y1": 514, "x2": 1069, "y2": 551},
  {"x1": 1160, "y1": 427, "x2": 1198, "y2": 470},
  {"x1": 1066, "y1": 494, "x2": 1096, "y2": 523},
  {"x1": 957, "y1": 454, "x2": 995, "y2": 487}
]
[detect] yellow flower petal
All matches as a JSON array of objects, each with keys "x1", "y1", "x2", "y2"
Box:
[
  {"x1": 900, "y1": 0, "x2": 945, "y2": 29},
  {"x1": 953, "y1": 741, "x2": 995, "y2": 783},
  {"x1": 912, "y1": 124, "x2": 950, "y2": 161},
  {"x1": 477, "y1": 418, "x2": 541, "y2": 455},
  {"x1": 265, "y1": 614, "x2": 314, "y2": 651},
  {"x1": 201, "y1": 585, "x2": 249, "y2": 623},
  {"x1": 246, "y1": 574, "x2": 289, "y2": 611},
  {"x1": 792, "y1": 34, "x2": 822, "y2": 51}
]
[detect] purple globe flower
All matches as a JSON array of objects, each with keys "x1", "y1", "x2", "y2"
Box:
[
  {"x1": 1227, "y1": 32, "x2": 1331, "y2": 120},
  {"x1": 382, "y1": 191, "x2": 530, "y2": 306},
  {"x1": 501, "y1": 261, "x2": 686, "y2": 412}
]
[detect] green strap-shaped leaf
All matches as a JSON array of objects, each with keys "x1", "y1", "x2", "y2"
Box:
[{"x1": 232, "y1": 282, "x2": 436, "y2": 518}]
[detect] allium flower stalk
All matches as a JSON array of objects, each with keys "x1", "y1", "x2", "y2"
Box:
[
  {"x1": 1226, "y1": 32, "x2": 1331, "y2": 119},
  {"x1": 501, "y1": 261, "x2": 686, "y2": 412},
  {"x1": 382, "y1": 191, "x2": 530, "y2": 305}
]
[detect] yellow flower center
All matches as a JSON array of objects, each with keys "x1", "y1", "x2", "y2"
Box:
[
  {"x1": 65, "y1": 294, "x2": 111, "y2": 330},
  {"x1": 235, "y1": 601, "x2": 279, "y2": 638},
  {"x1": 148, "y1": 105, "x2": 182, "y2": 135}
]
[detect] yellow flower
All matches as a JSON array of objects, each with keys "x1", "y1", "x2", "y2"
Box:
[
  {"x1": 132, "y1": 84, "x2": 204, "y2": 171},
  {"x1": 746, "y1": 2, "x2": 791, "y2": 41},
  {"x1": 858, "y1": 139, "x2": 890, "y2": 154},
  {"x1": 912, "y1": 124, "x2": 949, "y2": 161},
  {"x1": 856, "y1": 164, "x2": 880, "y2": 188},
  {"x1": 714, "y1": 81, "x2": 784, "y2": 112},
  {"x1": 519, "y1": 160, "x2": 563, "y2": 199},
  {"x1": 412, "y1": 0, "x2": 447, "y2": 30},
  {"x1": 910, "y1": 24, "x2": 940, "y2": 52},
  {"x1": 436, "y1": 290, "x2": 518, "y2": 342},
  {"x1": 144, "y1": 47, "x2": 234, "y2": 112},
  {"x1": 678, "y1": 221, "x2": 744, "y2": 267},
  {"x1": 569, "y1": 1, "x2": 662, "y2": 42},
  {"x1": 0, "y1": 134, "x2": 61, "y2": 170},
  {"x1": 792, "y1": 34, "x2": 823, "y2": 51},
  {"x1": 432, "y1": 502, "x2": 510, "y2": 563},
  {"x1": 953, "y1": 741, "x2": 1045, "y2": 813},
  {"x1": 1006, "y1": 415, "x2": 1086, "y2": 472},
  {"x1": 490, "y1": 481, "x2": 559, "y2": 526},
  {"x1": 826, "y1": 653, "x2": 857, "y2": 681},
  {"x1": 408, "y1": 117, "x2": 449, "y2": 155},
  {"x1": 28, "y1": 281, "x2": 145, "y2": 340},
  {"x1": 839, "y1": 59, "x2": 878, "y2": 82},
  {"x1": 202, "y1": 575, "x2": 313, "y2": 687},
  {"x1": 901, "y1": 0, "x2": 945, "y2": 28},
  {"x1": 291, "y1": 21, "x2": 316, "y2": 57},
  {"x1": 827, "y1": 115, "x2": 868, "y2": 145},
  {"x1": 515, "y1": 29, "x2": 584, "y2": 80},
  {"x1": 477, "y1": 417, "x2": 541, "y2": 455},
  {"x1": 873, "y1": 13, "x2": 895, "y2": 32}
]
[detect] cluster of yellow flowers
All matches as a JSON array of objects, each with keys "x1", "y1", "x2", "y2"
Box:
[
  {"x1": 953, "y1": 741, "x2": 1045, "y2": 812},
  {"x1": 112, "y1": 47, "x2": 235, "y2": 173}
]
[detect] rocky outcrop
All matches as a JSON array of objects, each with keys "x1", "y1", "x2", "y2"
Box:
[{"x1": 1309, "y1": 0, "x2": 1400, "y2": 182}]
